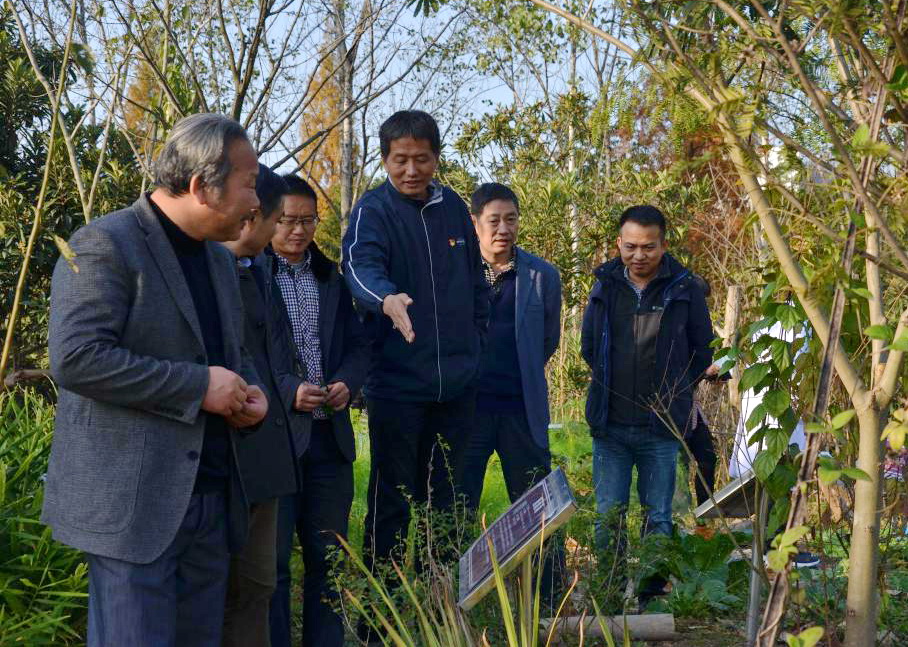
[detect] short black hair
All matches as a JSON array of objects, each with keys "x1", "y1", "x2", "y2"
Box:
[
  {"x1": 282, "y1": 174, "x2": 318, "y2": 203},
  {"x1": 255, "y1": 164, "x2": 289, "y2": 219},
  {"x1": 619, "y1": 205, "x2": 667, "y2": 238},
  {"x1": 471, "y1": 182, "x2": 519, "y2": 216},
  {"x1": 379, "y1": 110, "x2": 441, "y2": 158}
]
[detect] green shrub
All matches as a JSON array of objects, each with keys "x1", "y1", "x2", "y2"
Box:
[{"x1": 0, "y1": 389, "x2": 87, "y2": 645}]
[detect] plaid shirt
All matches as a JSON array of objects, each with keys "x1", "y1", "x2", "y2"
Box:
[
  {"x1": 273, "y1": 250, "x2": 327, "y2": 419},
  {"x1": 481, "y1": 248, "x2": 517, "y2": 294}
]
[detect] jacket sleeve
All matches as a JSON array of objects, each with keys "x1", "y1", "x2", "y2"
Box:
[
  {"x1": 468, "y1": 222, "x2": 490, "y2": 347},
  {"x1": 580, "y1": 288, "x2": 599, "y2": 369},
  {"x1": 543, "y1": 264, "x2": 562, "y2": 363},
  {"x1": 49, "y1": 224, "x2": 209, "y2": 425},
  {"x1": 686, "y1": 283, "x2": 715, "y2": 383},
  {"x1": 326, "y1": 281, "x2": 370, "y2": 397},
  {"x1": 230, "y1": 262, "x2": 264, "y2": 392},
  {"x1": 341, "y1": 203, "x2": 398, "y2": 313},
  {"x1": 267, "y1": 279, "x2": 305, "y2": 410}
]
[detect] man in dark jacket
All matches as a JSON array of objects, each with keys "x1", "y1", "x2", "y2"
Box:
[
  {"x1": 220, "y1": 165, "x2": 301, "y2": 646},
  {"x1": 340, "y1": 110, "x2": 488, "y2": 573},
  {"x1": 459, "y1": 182, "x2": 564, "y2": 605},
  {"x1": 580, "y1": 205, "x2": 713, "y2": 604},
  {"x1": 269, "y1": 175, "x2": 369, "y2": 647}
]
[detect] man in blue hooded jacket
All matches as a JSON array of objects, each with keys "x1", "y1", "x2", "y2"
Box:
[
  {"x1": 341, "y1": 110, "x2": 488, "y2": 573},
  {"x1": 581, "y1": 205, "x2": 713, "y2": 605}
]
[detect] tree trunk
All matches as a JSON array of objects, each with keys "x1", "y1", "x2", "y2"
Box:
[
  {"x1": 844, "y1": 405, "x2": 884, "y2": 647},
  {"x1": 339, "y1": 57, "x2": 354, "y2": 232},
  {"x1": 723, "y1": 285, "x2": 742, "y2": 409},
  {"x1": 331, "y1": 0, "x2": 358, "y2": 234}
]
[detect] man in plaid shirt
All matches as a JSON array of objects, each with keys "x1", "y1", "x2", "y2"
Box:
[{"x1": 268, "y1": 176, "x2": 369, "y2": 647}]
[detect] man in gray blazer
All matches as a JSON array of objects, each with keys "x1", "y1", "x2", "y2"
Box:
[
  {"x1": 459, "y1": 182, "x2": 564, "y2": 600},
  {"x1": 44, "y1": 113, "x2": 268, "y2": 647}
]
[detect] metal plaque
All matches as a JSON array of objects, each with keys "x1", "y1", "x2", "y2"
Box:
[{"x1": 458, "y1": 467, "x2": 576, "y2": 610}]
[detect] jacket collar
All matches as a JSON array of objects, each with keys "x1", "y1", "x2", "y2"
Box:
[
  {"x1": 593, "y1": 252, "x2": 685, "y2": 283},
  {"x1": 266, "y1": 242, "x2": 334, "y2": 283},
  {"x1": 384, "y1": 178, "x2": 444, "y2": 207},
  {"x1": 133, "y1": 194, "x2": 204, "y2": 346},
  {"x1": 591, "y1": 252, "x2": 689, "y2": 301}
]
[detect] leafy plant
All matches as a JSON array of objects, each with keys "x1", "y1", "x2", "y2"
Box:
[
  {"x1": 336, "y1": 527, "x2": 582, "y2": 647},
  {"x1": 0, "y1": 389, "x2": 88, "y2": 645},
  {"x1": 640, "y1": 530, "x2": 748, "y2": 618}
]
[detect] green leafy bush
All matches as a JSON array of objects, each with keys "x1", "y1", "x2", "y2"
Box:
[
  {"x1": 0, "y1": 389, "x2": 87, "y2": 645},
  {"x1": 640, "y1": 530, "x2": 749, "y2": 618}
]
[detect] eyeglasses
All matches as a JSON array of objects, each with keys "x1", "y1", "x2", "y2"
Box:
[{"x1": 277, "y1": 216, "x2": 320, "y2": 228}]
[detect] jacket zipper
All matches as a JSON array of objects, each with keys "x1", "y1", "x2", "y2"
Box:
[{"x1": 418, "y1": 190, "x2": 444, "y2": 402}]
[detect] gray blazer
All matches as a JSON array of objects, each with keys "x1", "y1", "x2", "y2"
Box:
[
  {"x1": 42, "y1": 195, "x2": 260, "y2": 564},
  {"x1": 514, "y1": 247, "x2": 562, "y2": 448}
]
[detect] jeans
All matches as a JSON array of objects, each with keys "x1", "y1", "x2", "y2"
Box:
[
  {"x1": 86, "y1": 492, "x2": 230, "y2": 647},
  {"x1": 592, "y1": 426, "x2": 679, "y2": 550}
]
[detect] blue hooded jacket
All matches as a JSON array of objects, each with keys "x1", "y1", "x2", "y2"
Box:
[{"x1": 341, "y1": 180, "x2": 489, "y2": 402}]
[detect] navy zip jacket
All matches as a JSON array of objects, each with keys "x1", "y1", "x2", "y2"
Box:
[
  {"x1": 341, "y1": 179, "x2": 489, "y2": 402},
  {"x1": 580, "y1": 253, "x2": 714, "y2": 439}
]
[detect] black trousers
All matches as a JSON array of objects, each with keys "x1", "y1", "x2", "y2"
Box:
[
  {"x1": 459, "y1": 409, "x2": 566, "y2": 607},
  {"x1": 362, "y1": 390, "x2": 476, "y2": 572},
  {"x1": 270, "y1": 421, "x2": 353, "y2": 647},
  {"x1": 684, "y1": 420, "x2": 717, "y2": 506}
]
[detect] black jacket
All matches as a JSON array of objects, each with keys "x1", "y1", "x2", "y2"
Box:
[
  {"x1": 231, "y1": 254, "x2": 303, "y2": 504},
  {"x1": 341, "y1": 180, "x2": 489, "y2": 402},
  {"x1": 580, "y1": 253, "x2": 714, "y2": 439},
  {"x1": 265, "y1": 243, "x2": 370, "y2": 462}
]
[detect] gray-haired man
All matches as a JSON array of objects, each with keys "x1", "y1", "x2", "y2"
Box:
[{"x1": 44, "y1": 113, "x2": 268, "y2": 647}]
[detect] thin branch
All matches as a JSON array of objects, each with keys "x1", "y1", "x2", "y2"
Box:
[{"x1": 0, "y1": 0, "x2": 78, "y2": 381}]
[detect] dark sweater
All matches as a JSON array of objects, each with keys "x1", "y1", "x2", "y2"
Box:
[
  {"x1": 477, "y1": 270, "x2": 523, "y2": 413},
  {"x1": 151, "y1": 198, "x2": 229, "y2": 493}
]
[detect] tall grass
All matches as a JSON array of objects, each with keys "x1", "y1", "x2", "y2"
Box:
[{"x1": 0, "y1": 388, "x2": 87, "y2": 645}]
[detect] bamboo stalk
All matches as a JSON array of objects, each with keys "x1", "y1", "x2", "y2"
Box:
[{"x1": 0, "y1": 0, "x2": 79, "y2": 383}]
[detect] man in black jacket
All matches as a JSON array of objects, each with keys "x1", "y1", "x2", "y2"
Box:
[
  {"x1": 220, "y1": 165, "x2": 300, "y2": 646},
  {"x1": 269, "y1": 175, "x2": 369, "y2": 647},
  {"x1": 340, "y1": 111, "x2": 488, "y2": 574},
  {"x1": 580, "y1": 205, "x2": 713, "y2": 605}
]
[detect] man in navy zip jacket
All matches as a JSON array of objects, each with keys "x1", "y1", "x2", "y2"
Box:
[
  {"x1": 341, "y1": 110, "x2": 488, "y2": 576},
  {"x1": 580, "y1": 205, "x2": 713, "y2": 607}
]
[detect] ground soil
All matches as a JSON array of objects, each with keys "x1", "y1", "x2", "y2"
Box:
[{"x1": 654, "y1": 617, "x2": 746, "y2": 646}]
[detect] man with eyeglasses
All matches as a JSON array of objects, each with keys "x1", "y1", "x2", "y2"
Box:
[{"x1": 268, "y1": 175, "x2": 369, "y2": 647}]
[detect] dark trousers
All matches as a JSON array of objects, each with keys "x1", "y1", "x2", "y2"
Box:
[
  {"x1": 270, "y1": 421, "x2": 353, "y2": 647},
  {"x1": 363, "y1": 390, "x2": 476, "y2": 571},
  {"x1": 459, "y1": 410, "x2": 552, "y2": 508},
  {"x1": 684, "y1": 420, "x2": 717, "y2": 506},
  {"x1": 86, "y1": 492, "x2": 230, "y2": 647},
  {"x1": 459, "y1": 410, "x2": 565, "y2": 606},
  {"x1": 223, "y1": 498, "x2": 278, "y2": 647}
]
